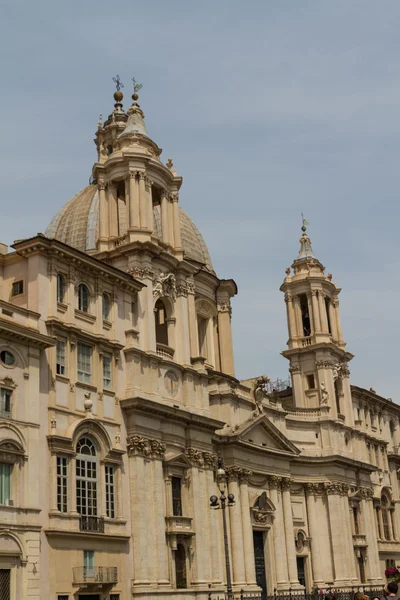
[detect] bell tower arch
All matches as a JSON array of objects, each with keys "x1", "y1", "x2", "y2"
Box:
[{"x1": 280, "y1": 220, "x2": 353, "y2": 423}]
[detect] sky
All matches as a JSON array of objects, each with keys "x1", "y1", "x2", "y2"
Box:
[{"x1": 1, "y1": 1, "x2": 400, "y2": 399}]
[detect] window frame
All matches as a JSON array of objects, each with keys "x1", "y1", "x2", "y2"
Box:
[
  {"x1": 57, "y1": 455, "x2": 68, "y2": 513},
  {"x1": 57, "y1": 273, "x2": 66, "y2": 304},
  {"x1": 102, "y1": 293, "x2": 110, "y2": 321},
  {"x1": 56, "y1": 339, "x2": 67, "y2": 376},
  {"x1": 105, "y1": 464, "x2": 115, "y2": 519},
  {"x1": 76, "y1": 437, "x2": 98, "y2": 517},
  {"x1": 0, "y1": 388, "x2": 12, "y2": 418},
  {"x1": 172, "y1": 476, "x2": 183, "y2": 517},
  {"x1": 77, "y1": 343, "x2": 92, "y2": 384},
  {"x1": 78, "y1": 284, "x2": 90, "y2": 313},
  {"x1": 11, "y1": 280, "x2": 24, "y2": 297},
  {"x1": 0, "y1": 462, "x2": 11, "y2": 505},
  {"x1": 102, "y1": 355, "x2": 112, "y2": 390},
  {"x1": 0, "y1": 350, "x2": 16, "y2": 367}
]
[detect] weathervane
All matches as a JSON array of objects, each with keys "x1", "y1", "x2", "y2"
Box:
[
  {"x1": 132, "y1": 77, "x2": 143, "y2": 95},
  {"x1": 112, "y1": 74, "x2": 124, "y2": 91},
  {"x1": 301, "y1": 212, "x2": 309, "y2": 232}
]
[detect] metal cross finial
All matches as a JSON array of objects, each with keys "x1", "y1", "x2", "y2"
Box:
[
  {"x1": 112, "y1": 75, "x2": 124, "y2": 91},
  {"x1": 131, "y1": 77, "x2": 143, "y2": 94}
]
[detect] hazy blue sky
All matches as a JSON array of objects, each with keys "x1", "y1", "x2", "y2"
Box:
[{"x1": 1, "y1": 1, "x2": 400, "y2": 398}]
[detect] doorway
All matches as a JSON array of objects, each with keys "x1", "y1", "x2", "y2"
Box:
[
  {"x1": 253, "y1": 531, "x2": 267, "y2": 600},
  {"x1": 296, "y1": 556, "x2": 306, "y2": 588}
]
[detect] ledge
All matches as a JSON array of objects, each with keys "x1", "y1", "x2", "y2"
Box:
[
  {"x1": 75, "y1": 309, "x2": 96, "y2": 324},
  {"x1": 44, "y1": 528, "x2": 130, "y2": 542}
]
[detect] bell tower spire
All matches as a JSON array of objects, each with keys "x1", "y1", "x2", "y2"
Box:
[{"x1": 280, "y1": 219, "x2": 353, "y2": 423}]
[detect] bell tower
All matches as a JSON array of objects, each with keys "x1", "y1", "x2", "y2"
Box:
[{"x1": 280, "y1": 220, "x2": 354, "y2": 423}]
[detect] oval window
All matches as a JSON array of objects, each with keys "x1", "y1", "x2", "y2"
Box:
[{"x1": 0, "y1": 350, "x2": 15, "y2": 366}]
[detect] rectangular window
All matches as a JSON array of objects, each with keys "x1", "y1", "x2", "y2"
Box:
[
  {"x1": 56, "y1": 340, "x2": 66, "y2": 376},
  {"x1": 77, "y1": 343, "x2": 92, "y2": 384},
  {"x1": 105, "y1": 465, "x2": 115, "y2": 519},
  {"x1": 172, "y1": 476, "x2": 182, "y2": 516},
  {"x1": 0, "y1": 388, "x2": 11, "y2": 418},
  {"x1": 306, "y1": 374, "x2": 315, "y2": 389},
  {"x1": 57, "y1": 595, "x2": 69, "y2": 600},
  {"x1": 0, "y1": 463, "x2": 11, "y2": 505},
  {"x1": 57, "y1": 456, "x2": 68, "y2": 513},
  {"x1": 11, "y1": 280, "x2": 23, "y2": 296},
  {"x1": 197, "y1": 316, "x2": 208, "y2": 358},
  {"x1": 110, "y1": 595, "x2": 120, "y2": 600},
  {"x1": 83, "y1": 550, "x2": 95, "y2": 577},
  {"x1": 103, "y1": 356, "x2": 112, "y2": 390}
]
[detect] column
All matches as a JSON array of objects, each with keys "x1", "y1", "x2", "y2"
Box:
[
  {"x1": 129, "y1": 172, "x2": 140, "y2": 228},
  {"x1": 281, "y1": 479, "x2": 299, "y2": 586},
  {"x1": 318, "y1": 292, "x2": 329, "y2": 333},
  {"x1": 175, "y1": 287, "x2": 191, "y2": 365},
  {"x1": 153, "y1": 459, "x2": 169, "y2": 584},
  {"x1": 161, "y1": 190, "x2": 170, "y2": 245},
  {"x1": 217, "y1": 301, "x2": 235, "y2": 376},
  {"x1": 311, "y1": 290, "x2": 321, "y2": 332},
  {"x1": 228, "y1": 477, "x2": 246, "y2": 586},
  {"x1": 305, "y1": 485, "x2": 324, "y2": 585},
  {"x1": 168, "y1": 196, "x2": 175, "y2": 247},
  {"x1": 326, "y1": 484, "x2": 349, "y2": 584},
  {"x1": 98, "y1": 180, "x2": 108, "y2": 241},
  {"x1": 293, "y1": 296, "x2": 302, "y2": 337},
  {"x1": 187, "y1": 280, "x2": 199, "y2": 358},
  {"x1": 285, "y1": 293, "x2": 296, "y2": 341},
  {"x1": 361, "y1": 490, "x2": 382, "y2": 583},
  {"x1": 239, "y1": 479, "x2": 257, "y2": 585},
  {"x1": 341, "y1": 490, "x2": 358, "y2": 581},
  {"x1": 107, "y1": 183, "x2": 118, "y2": 238},
  {"x1": 172, "y1": 194, "x2": 183, "y2": 252},
  {"x1": 138, "y1": 172, "x2": 147, "y2": 229},
  {"x1": 146, "y1": 177, "x2": 154, "y2": 234},
  {"x1": 191, "y1": 466, "x2": 210, "y2": 583},
  {"x1": 269, "y1": 478, "x2": 289, "y2": 589},
  {"x1": 328, "y1": 301, "x2": 338, "y2": 339},
  {"x1": 130, "y1": 454, "x2": 149, "y2": 585},
  {"x1": 333, "y1": 299, "x2": 343, "y2": 341}
]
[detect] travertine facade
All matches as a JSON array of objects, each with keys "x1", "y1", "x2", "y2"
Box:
[{"x1": 0, "y1": 86, "x2": 399, "y2": 600}]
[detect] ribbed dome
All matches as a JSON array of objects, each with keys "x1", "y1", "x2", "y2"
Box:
[{"x1": 45, "y1": 185, "x2": 213, "y2": 271}]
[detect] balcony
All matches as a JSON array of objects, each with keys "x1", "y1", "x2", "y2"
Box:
[
  {"x1": 73, "y1": 566, "x2": 118, "y2": 585},
  {"x1": 165, "y1": 515, "x2": 194, "y2": 536},
  {"x1": 353, "y1": 534, "x2": 368, "y2": 547},
  {"x1": 156, "y1": 343, "x2": 175, "y2": 360},
  {"x1": 79, "y1": 516, "x2": 105, "y2": 533}
]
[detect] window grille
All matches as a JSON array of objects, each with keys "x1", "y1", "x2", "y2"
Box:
[
  {"x1": 105, "y1": 464, "x2": 115, "y2": 519},
  {"x1": 0, "y1": 464, "x2": 11, "y2": 505},
  {"x1": 56, "y1": 340, "x2": 66, "y2": 376},
  {"x1": 77, "y1": 343, "x2": 92, "y2": 384},
  {"x1": 103, "y1": 356, "x2": 112, "y2": 389},
  {"x1": 0, "y1": 570, "x2": 11, "y2": 600},
  {"x1": 57, "y1": 456, "x2": 68, "y2": 513}
]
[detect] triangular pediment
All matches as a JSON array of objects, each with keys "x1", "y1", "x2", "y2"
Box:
[
  {"x1": 227, "y1": 414, "x2": 300, "y2": 456},
  {"x1": 164, "y1": 452, "x2": 192, "y2": 468}
]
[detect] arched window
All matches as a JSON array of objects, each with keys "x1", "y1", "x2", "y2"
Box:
[
  {"x1": 195, "y1": 300, "x2": 217, "y2": 367},
  {"x1": 57, "y1": 274, "x2": 65, "y2": 303},
  {"x1": 78, "y1": 284, "x2": 89, "y2": 312},
  {"x1": 299, "y1": 294, "x2": 311, "y2": 337},
  {"x1": 76, "y1": 437, "x2": 99, "y2": 530},
  {"x1": 102, "y1": 293, "x2": 110, "y2": 321},
  {"x1": 175, "y1": 543, "x2": 187, "y2": 589},
  {"x1": 155, "y1": 299, "x2": 168, "y2": 346},
  {"x1": 334, "y1": 379, "x2": 342, "y2": 415}
]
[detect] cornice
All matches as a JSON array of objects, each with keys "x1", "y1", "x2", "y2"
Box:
[
  {"x1": 0, "y1": 300, "x2": 40, "y2": 320},
  {"x1": 0, "y1": 317, "x2": 56, "y2": 349}
]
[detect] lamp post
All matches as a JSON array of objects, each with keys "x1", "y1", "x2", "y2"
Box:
[{"x1": 210, "y1": 456, "x2": 235, "y2": 600}]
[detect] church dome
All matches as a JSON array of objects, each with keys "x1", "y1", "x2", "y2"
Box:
[{"x1": 45, "y1": 184, "x2": 214, "y2": 271}]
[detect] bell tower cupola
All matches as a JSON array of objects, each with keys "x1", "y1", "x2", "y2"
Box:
[
  {"x1": 92, "y1": 77, "x2": 184, "y2": 260},
  {"x1": 280, "y1": 219, "x2": 354, "y2": 422}
]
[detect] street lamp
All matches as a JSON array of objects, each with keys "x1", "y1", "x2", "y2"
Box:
[{"x1": 210, "y1": 456, "x2": 235, "y2": 600}]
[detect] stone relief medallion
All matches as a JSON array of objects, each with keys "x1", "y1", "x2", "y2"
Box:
[{"x1": 164, "y1": 371, "x2": 179, "y2": 397}]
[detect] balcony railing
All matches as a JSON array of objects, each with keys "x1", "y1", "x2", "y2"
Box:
[
  {"x1": 352, "y1": 533, "x2": 368, "y2": 547},
  {"x1": 156, "y1": 343, "x2": 175, "y2": 360},
  {"x1": 72, "y1": 566, "x2": 118, "y2": 585},
  {"x1": 165, "y1": 515, "x2": 194, "y2": 536},
  {"x1": 79, "y1": 515, "x2": 105, "y2": 533}
]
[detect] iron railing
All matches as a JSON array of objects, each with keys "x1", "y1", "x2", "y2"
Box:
[
  {"x1": 79, "y1": 515, "x2": 105, "y2": 533},
  {"x1": 224, "y1": 586, "x2": 385, "y2": 600},
  {"x1": 72, "y1": 566, "x2": 118, "y2": 584}
]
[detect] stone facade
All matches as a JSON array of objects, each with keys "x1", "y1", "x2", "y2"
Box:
[{"x1": 0, "y1": 87, "x2": 399, "y2": 600}]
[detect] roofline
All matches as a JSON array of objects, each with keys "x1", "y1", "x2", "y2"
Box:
[{"x1": 11, "y1": 234, "x2": 145, "y2": 291}]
